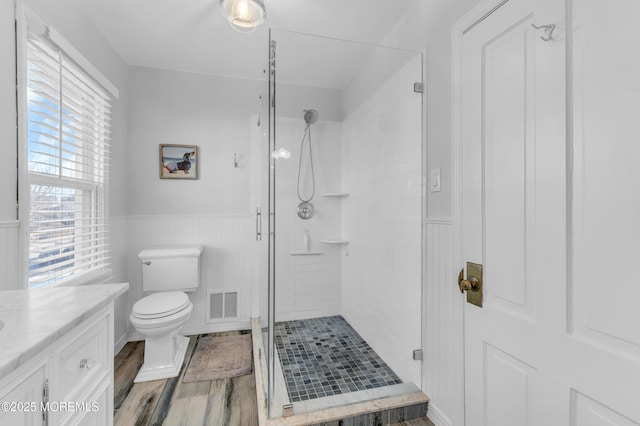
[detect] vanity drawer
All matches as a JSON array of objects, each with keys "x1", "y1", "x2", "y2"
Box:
[
  {"x1": 55, "y1": 314, "x2": 109, "y2": 401},
  {"x1": 60, "y1": 376, "x2": 111, "y2": 426}
]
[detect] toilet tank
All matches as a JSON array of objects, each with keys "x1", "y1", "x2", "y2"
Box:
[{"x1": 139, "y1": 246, "x2": 203, "y2": 292}]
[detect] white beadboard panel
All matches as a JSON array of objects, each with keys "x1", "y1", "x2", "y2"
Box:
[
  {"x1": 113, "y1": 292, "x2": 129, "y2": 354},
  {"x1": 274, "y1": 118, "x2": 343, "y2": 322},
  {"x1": 0, "y1": 221, "x2": 21, "y2": 291},
  {"x1": 110, "y1": 215, "x2": 129, "y2": 350},
  {"x1": 124, "y1": 214, "x2": 255, "y2": 337},
  {"x1": 341, "y1": 54, "x2": 423, "y2": 387},
  {"x1": 424, "y1": 219, "x2": 457, "y2": 426}
]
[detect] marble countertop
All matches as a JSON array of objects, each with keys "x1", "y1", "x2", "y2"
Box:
[{"x1": 0, "y1": 283, "x2": 129, "y2": 380}]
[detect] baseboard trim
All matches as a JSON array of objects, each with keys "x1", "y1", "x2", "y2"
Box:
[
  {"x1": 114, "y1": 332, "x2": 128, "y2": 355},
  {"x1": 126, "y1": 331, "x2": 144, "y2": 342},
  {"x1": 427, "y1": 402, "x2": 452, "y2": 426}
]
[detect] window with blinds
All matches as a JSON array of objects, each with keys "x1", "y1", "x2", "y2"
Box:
[{"x1": 26, "y1": 32, "x2": 112, "y2": 288}]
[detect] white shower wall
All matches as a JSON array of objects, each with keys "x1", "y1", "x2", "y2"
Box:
[
  {"x1": 340, "y1": 54, "x2": 423, "y2": 386},
  {"x1": 274, "y1": 118, "x2": 344, "y2": 321}
]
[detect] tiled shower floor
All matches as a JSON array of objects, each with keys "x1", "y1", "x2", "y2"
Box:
[{"x1": 274, "y1": 316, "x2": 403, "y2": 403}]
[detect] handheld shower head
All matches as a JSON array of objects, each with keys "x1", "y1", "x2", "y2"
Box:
[
  {"x1": 303, "y1": 109, "x2": 319, "y2": 125},
  {"x1": 296, "y1": 108, "x2": 319, "y2": 210}
]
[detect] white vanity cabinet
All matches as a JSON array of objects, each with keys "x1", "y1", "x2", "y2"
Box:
[
  {"x1": 0, "y1": 362, "x2": 47, "y2": 425},
  {"x1": 0, "y1": 284, "x2": 128, "y2": 426},
  {"x1": 0, "y1": 305, "x2": 113, "y2": 426}
]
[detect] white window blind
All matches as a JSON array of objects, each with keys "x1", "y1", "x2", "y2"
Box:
[{"x1": 26, "y1": 31, "x2": 112, "y2": 288}]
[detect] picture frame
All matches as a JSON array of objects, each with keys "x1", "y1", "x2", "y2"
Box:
[{"x1": 159, "y1": 144, "x2": 198, "y2": 179}]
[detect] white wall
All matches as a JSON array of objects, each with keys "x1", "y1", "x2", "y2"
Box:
[
  {"x1": 341, "y1": 54, "x2": 423, "y2": 386},
  {"x1": 127, "y1": 67, "x2": 255, "y2": 216},
  {"x1": 381, "y1": 0, "x2": 483, "y2": 218},
  {"x1": 0, "y1": 0, "x2": 19, "y2": 291},
  {"x1": 279, "y1": 84, "x2": 343, "y2": 122},
  {"x1": 0, "y1": 1, "x2": 17, "y2": 223}
]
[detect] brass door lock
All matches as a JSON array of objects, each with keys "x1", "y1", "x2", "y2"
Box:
[{"x1": 458, "y1": 262, "x2": 483, "y2": 307}]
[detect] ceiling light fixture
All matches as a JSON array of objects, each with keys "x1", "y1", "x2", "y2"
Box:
[{"x1": 219, "y1": 0, "x2": 266, "y2": 33}]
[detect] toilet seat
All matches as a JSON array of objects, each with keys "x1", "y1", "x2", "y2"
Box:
[{"x1": 133, "y1": 291, "x2": 190, "y2": 319}]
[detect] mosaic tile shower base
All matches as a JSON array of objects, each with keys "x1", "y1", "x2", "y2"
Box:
[{"x1": 274, "y1": 316, "x2": 403, "y2": 403}]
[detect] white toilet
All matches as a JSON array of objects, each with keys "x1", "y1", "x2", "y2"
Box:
[{"x1": 130, "y1": 246, "x2": 203, "y2": 383}]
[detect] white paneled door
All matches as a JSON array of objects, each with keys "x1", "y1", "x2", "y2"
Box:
[{"x1": 458, "y1": 0, "x2": 640, "y2": 425}]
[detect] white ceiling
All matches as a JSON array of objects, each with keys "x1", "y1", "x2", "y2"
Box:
[{"x1": 72, "y1": 0, "x2": 417, "y2": 88}]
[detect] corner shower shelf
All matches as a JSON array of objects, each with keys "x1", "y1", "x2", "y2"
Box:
[
  {"x1": 320, "y1": 239, "x2": 349, "y2": 244},
  {"x1": 321, "y1": 193, "x2": 349, "y2": 197},
  {"x1": 290, "y1": 251, "x2": 324, "y2": 256}
]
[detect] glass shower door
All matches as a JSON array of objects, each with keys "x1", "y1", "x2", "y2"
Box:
[{"x1": 264, "y1": 29, "x2": 424, "y2": 420}]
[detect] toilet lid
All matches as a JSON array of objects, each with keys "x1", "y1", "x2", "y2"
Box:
[{"x1": 133, "y1": 292, "x2": 190, "y2": 319}]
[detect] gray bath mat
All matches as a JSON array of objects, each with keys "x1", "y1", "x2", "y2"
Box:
[{"x1": 183, "y1": 334, "x2": 253, "y2": 382}]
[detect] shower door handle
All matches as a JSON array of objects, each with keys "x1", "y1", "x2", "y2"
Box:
[{"x1": 256, "y1": 206, "x2": 262, "y2": 241}]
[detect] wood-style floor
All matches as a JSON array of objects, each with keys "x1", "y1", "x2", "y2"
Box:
[
  {"x1": 113, "y1": 330, "x2": 434, "y2": 426},
  {"x1": 114, "y1": 331, "x2": 258, "y2": 426}
]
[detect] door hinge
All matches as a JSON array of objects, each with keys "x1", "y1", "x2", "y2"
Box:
[
  {"x1": 283, "y1": 403, "x2": 294, "y2": 417},
  {"x1": 413, "y1": 82, "x2": 424, "y2": 93},
  {"x1": 413, "y1": 349, "x2": 423, "y2": 360},
  {"x1": 42, "y1": 378, "x2": 49, "y2": 425}
]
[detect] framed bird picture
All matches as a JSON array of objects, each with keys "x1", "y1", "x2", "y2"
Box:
[{"x1": 159, "y1": 144, "x2": 198, "y2": 179}]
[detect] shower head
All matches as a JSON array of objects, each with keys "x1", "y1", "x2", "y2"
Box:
[{"x1": 303, "y1": 109, "x2": 319, "y2": 125}]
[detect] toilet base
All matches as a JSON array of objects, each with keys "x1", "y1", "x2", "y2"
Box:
[{"x1": 134, "y1": 335, "x2": 189, "y2": 383}]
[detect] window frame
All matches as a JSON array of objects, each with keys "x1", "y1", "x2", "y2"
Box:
[{"x1": 16, "y1": 4, "x2": 117, "y2": 288}]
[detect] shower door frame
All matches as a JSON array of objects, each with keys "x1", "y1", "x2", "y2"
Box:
[{"x1": 266, "y1": 31, "x2": 277, "y2": 418}]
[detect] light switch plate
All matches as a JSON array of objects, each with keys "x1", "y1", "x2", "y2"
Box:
[{"x1": 430, "y1": 168, "x2": 441, "y2": 192}]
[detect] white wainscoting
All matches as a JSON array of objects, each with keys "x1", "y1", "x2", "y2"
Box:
[
  {"x1": 0, "y1": 221, "x2": 20, "y2": 291},
  {"x1": 424, "y1": 218, "x2": 462, "y2": 426},
  {"x1": 110, "y1": 215, "x2": 128, "y2": 354},
  {"x1": 113, "y1": 293, "x2": 129, "y2": 354},
  {"x1": 124, "y1": 214, "x2": 258, "y2": 341}
]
